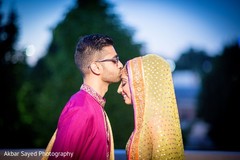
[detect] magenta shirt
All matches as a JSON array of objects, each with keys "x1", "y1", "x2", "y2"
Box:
[{"x1": 49, "y1": 85, "x2": 109, "y2": 160}]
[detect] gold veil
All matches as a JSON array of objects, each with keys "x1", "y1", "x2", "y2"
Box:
[{"x1": 126, "y1": 54, "x2": 184, "y2": 160}]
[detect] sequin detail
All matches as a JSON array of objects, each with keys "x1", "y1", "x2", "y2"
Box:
[{"x1": 126, "y1": 54, "x2": 185, "y2": 160}]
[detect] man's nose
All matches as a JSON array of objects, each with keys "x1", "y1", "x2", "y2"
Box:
[{"x1": 118, "y1": 60, "x2": 123, "y2": 69}]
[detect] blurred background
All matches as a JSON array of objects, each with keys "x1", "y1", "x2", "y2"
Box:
[{"x1": 1, "y1": 0, "x2": 240, "y2": 152}]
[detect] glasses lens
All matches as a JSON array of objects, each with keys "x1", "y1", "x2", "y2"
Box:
[{"x1": 115, "y1": 56, "x2": 119, "y2": 63}]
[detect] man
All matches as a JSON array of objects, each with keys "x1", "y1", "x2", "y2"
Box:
[{"x1": 48, "y1": 34, "x2": 123, "y2": 160}]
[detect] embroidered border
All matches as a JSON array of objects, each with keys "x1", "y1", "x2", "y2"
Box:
[{"x1": 80, "y1": 84, "x2": 106, "y2": 107}]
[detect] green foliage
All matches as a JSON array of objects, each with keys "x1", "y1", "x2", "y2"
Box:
[
  {"x1": 105, "y1": 83, "x2": 134, "y2": 148},
  {"x1": 18, "y1": 0, "x2": 142, "y2": 148},
  {"x1": 175, "y1": 41, "x2": 240, "y2": 151},
  {"x1": 175, "y1": 48, "x2": 213, "y2": 75},
  {"x1": 197, "y1": 41, "x2": 240, "y2": 150},
  {"x1": 0, "y1": 0, "x2": 30, "y2": 147}
]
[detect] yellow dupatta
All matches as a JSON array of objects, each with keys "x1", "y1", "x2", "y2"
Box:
[
  {"x1": 41, "y1": 129, "x2": 57, "y2": 160},
  {"x1": 105, "y1": 112, "x2": 115, "y2": 160},
  {"x1": 126, "y1": 54, "x2": 184, "y2": 160}
]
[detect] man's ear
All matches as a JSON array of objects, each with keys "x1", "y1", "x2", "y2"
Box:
[{"x1": 89, "y1": 62, "x2": 101, "y2": 75}]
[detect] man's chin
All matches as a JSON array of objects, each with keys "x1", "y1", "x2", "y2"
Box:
[
  {"x1": 112, "y1": 76, "x2": 121, "y2": 83},
  {"x1": 107, "y1": 79, "x2": 120, "y2": 84}
]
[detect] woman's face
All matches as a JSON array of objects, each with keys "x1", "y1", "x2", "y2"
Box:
[{"x1": 117, "y1": 68, "x2": 132, "y2": 105}]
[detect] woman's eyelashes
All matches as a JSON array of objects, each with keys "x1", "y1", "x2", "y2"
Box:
[{"x1": 121, "y1": 81, "x2": 127, "y2": 87}]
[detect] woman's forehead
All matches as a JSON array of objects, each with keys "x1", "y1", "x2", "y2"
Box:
[{"x1": 121, "y1": 66, "x2": 128, "y2": 77}]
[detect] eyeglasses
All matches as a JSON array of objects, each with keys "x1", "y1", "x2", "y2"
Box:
[{"x1": 95, "y1": 56, "x2": 119, "y2": 65}]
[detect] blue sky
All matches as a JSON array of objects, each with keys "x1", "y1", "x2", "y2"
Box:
[
  {"x1": 109, "y1": 0, "x2": 240, "y2": 58},
  {"x1": 2, "y1": 0, "x2": 75, "y2": 65},
  {"x1": 2, "y1": 0, "x2": 240, "y2": 65}
]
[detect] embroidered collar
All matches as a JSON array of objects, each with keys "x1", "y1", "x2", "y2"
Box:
[{"x1": 80, "y1": 84, "x2": 106, "y2": 107}]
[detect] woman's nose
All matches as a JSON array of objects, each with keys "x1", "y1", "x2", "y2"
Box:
[{"x1": 117, "y1": 83, "x2": 122, "y2": 94}]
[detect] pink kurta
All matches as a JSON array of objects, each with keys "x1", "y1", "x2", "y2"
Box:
[{"x1": 49, "y1": 84, "x2": 110, "y2": 160}]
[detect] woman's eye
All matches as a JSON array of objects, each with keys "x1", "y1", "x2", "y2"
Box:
[{"x1": 122, "y1": 82, "x2": 126, "y2": 87}]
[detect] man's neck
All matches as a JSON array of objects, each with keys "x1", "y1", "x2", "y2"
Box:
[{"x1": 83, "y1": 78, "x2": 108, "y2": 98}]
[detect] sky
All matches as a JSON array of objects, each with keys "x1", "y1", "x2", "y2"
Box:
[{"x1": 2, "y1": 0, "x2": 240, "y2": 66}]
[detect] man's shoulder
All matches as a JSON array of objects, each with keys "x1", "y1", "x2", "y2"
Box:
[
  {"x1": 59, "y1": 90, "x2": 94, "y2": 120},
  {"x1": 68, "y1": 90, "x2": 91, "y2": 107},
  {"x1": 71, "y1": 89, "x2": 95, "y2": 101},
  {"x1": 65, "y1": 89, "x2": 100, "y2": 113},
  {"x1": 70, "y1": 89, "x2": 86, "y2": 99}
]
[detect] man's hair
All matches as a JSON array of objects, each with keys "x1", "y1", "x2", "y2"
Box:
[{"x1": 74, "y1": 34, "x2": 114, "y2": 75}]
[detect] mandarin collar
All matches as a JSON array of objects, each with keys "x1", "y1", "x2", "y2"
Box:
[{"x1": 80, "y1": 84, "x2": 106, "y2": 107}]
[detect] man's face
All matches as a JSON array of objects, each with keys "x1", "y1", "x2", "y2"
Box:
[{"x1": 97, "y1": 45, "x2": 123, "y2": 83}]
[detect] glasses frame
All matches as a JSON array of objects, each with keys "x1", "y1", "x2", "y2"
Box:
[{"x1": 95, "y1": 56, "x2": 119, "y2": 65}]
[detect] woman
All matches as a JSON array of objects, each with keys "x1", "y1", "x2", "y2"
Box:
[{"x1": 118, "y1": 54, "x2": 184, "y2": 160}]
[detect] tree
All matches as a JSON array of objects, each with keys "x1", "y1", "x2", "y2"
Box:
[
  {"x1": 0, "y1": 0, "x2": 29, "y2": 147},
  {"x1": 18, "y1": 0, "x2": 142, "y2": 148},
  {"x1": 175, "y1": 48, "x2": 213, "y2": 75},
  {"x1": 197, "y1": 41, "x2": 240, "y2": 151}
]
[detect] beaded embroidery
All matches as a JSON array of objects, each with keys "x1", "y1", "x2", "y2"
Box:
[
  {"x1": 126, "y1": 54, "x2": 184, "y2": 160},
  {"x1": 80, "y1": 84, "x2": 106, "y2": 107}
]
